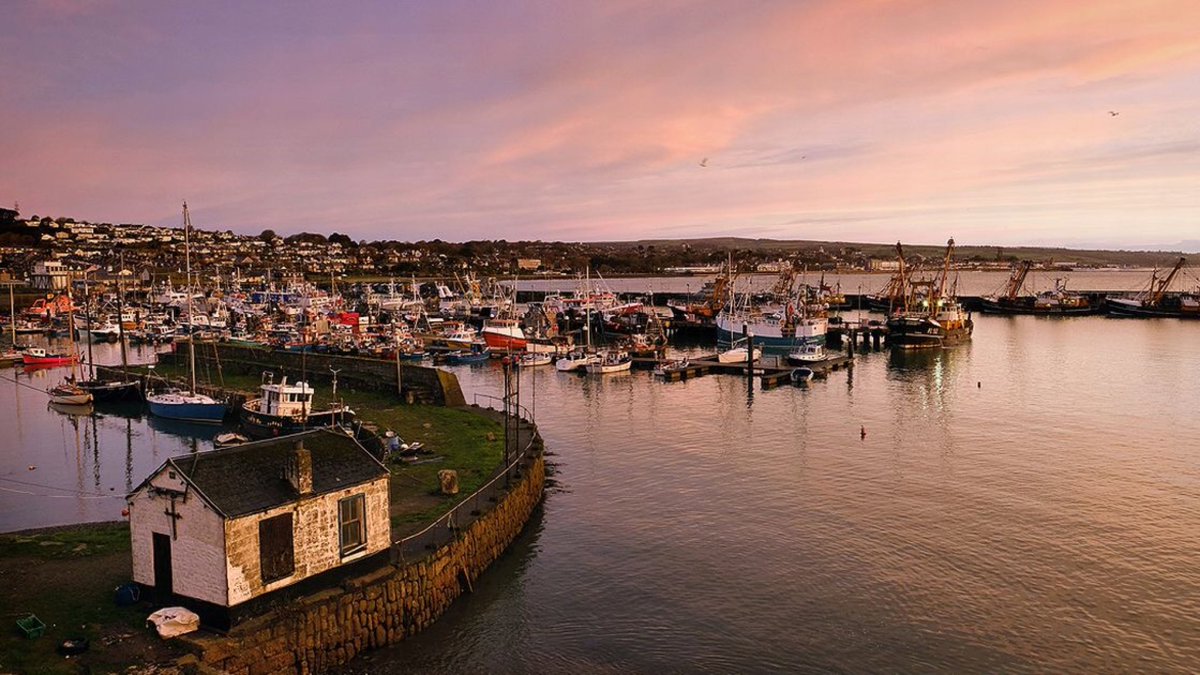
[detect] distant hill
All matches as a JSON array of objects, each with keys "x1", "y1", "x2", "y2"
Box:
[{"x1": 609, "y1": 236, "x2": 1190, "y2": 267}]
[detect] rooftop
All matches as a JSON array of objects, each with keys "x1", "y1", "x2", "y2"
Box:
[{"x1": 155, "y1": 428, "x2": 387, "y2": 518}]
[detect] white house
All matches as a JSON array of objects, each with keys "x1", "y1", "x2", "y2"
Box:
[
  {"x1": 31, "y1": 259, "x2": 77, "y2": 290},
  {"x1": 127, "y1": 429, "x2": 391, "y2": 628}
]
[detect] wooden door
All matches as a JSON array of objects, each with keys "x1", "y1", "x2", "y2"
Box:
[{"x1": 152, "y1": 532, "x2": 173, "y2": 599}]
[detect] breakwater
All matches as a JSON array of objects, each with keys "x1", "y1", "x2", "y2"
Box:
[
  {"x1": 159, "y1": 344, "x2": 466, "y2": 406},
  {"x1": 179, "y1": 448, "x2": 545, "y2": 674}
]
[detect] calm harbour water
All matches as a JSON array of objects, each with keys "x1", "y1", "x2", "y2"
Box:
[
  {"x1": 2, "y1": 308, "x2": 1199, "y2": 671},
  {"x1": 363, "y1": 313, "x2": 1200, "y2": 673}
]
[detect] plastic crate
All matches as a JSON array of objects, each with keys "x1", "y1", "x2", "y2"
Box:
[{"x1": 16, "y1": 614, "x2": 45, "y2": 639}]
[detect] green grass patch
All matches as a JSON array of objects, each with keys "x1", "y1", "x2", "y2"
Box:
[
  {"x1": 134, "y1": 360, "x2": 506, "y2": 537},
  {"x1": 0, "y1": 524, "x2": 183, "y2": 675},
  {"x1": 0, "y1": 523, "x2": 131, "y2": 560}
]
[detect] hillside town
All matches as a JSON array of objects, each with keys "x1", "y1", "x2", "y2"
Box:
[{"x1": 0, "y1": 206, "x2": 1153, "y2": 287}]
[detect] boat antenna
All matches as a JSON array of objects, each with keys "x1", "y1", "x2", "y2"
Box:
[{"x1": 184, "y1": 201, "x2": 197, "y2": 396}]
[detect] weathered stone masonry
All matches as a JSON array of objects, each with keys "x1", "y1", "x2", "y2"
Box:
[{"x1": 180, "y1": 453, "x2": 546, "y2": 674}]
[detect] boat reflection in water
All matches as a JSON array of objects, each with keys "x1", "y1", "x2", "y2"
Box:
[
  {"x1": 144, "y1": 412, "x2": 230, "y2": 443},
  {"x1": 47, "y1": 401, "x2": 94, "y2": 417}
]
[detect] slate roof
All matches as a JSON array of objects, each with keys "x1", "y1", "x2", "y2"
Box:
[{"x1": 163, "y1": 428, "x2": 388, "y2": 518}]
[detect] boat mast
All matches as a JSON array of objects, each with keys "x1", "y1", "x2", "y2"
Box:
[
  {"x1": 1003, "y1": 261, "x2": 1032, "y2": 301},
  {"x1": 935, "y1": 238, "x2": 955, "y2": 314},
  {"x1": 82, "y1": 275, "x2": 95, "y2": 379},
  {"x1": 116, "y1": 252, "x2": 129, "y2": 377},
  {"x1": 1150, "y1": 257, "x2": 1186, "y2": 305},
  {"x1": 7, "y1": 282, "x2": 15, "y2": 347},
  {"x1": 184, "y1": 201, "x2": 197, "y2": 396}
]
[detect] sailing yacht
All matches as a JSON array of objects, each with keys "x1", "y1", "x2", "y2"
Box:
[
  {"x1": 146, "y1": 202, "x2": 228, "y2": 423},
  {"x1": 47, "y1": 293, "x2": 92, "y2": 405}
]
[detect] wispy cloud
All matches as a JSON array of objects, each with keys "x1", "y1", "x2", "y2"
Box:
[{"x1": 2, "y1": 0, "x2": 1200, "y2": 245}]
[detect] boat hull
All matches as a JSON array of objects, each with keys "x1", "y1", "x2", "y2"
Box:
[
  {"x1": 78, "y1": 379, "x2": 143, "y2": 402},
  {"x1": 50, "y1": 391, "x2": 93, "y2": 405},
  {"x1": 240, "y1": 406, "x2": 355, "y2": 439},
  {"x1": 716, "y1": 325, "x2": 826, "y2": 348},
  {"x1": 147, "y1": 398, "x2": 228, "y2": 423},
  {"x1": 586, "y1": 361, "x2": 632, "y2": 374},
  {"x1": 1106, "y1": 300, "x2": 1182, "y2": 318},
  {"x1": 22, "y1": 355, "x2": 76, "y2": 366},
  {"x1": 886, "y1": 317, "x2": 973, "y2": 349},
  {"x1": 978, "y1": 299, "x2": 1100, "y2": 316},
  {"x1": 482, "y1": 331, "x2": 527, "y2": 351}
]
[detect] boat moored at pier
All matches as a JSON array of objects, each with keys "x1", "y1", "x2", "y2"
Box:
[
  {"x1": 887, "y1": 239, "x2": 974, "y2": 349},
  {"x1": 240, "y1": 374, "x2": 354, "y2": 439}
]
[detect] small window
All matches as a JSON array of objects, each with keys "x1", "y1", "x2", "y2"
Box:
[
  {"x1": 259, "y1": 513, "x2": 294, "y2": 583},
  {"x1": 338, "y1": 495, "x2": 366, "y2": 557}
]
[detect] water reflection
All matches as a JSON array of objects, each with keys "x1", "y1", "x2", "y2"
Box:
[{"x1": 0, "y1": 340, "x2": 224, "y2": 531}]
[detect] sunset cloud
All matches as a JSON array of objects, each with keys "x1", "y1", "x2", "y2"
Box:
[{"x1": 3, "y1": 0, "x2": 1199, "y2": 246}]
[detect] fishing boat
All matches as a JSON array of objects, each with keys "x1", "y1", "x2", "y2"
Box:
[
  {"x1": 1107, "y1": 258, "x2": 1187, "y2": 317},
  {"x1": 146, "y1": 203, "x2": 228, "y2": 424},
  {"x1": 717, "y1": 344, "x2": 763, "y2": 363},
  {"x1": 22, "y1": 346, "x2": 76, "y2": 366},
  {"x1": 85, "y1": 322, "x2": 121, "y2": 341},
  {"x1": 887, "y1": 239, "x2": 974, "y2": 349},
  {"x1": 518, "y1": 352, "x2": 554, "y2": 367},
  {"x1": 76, "y1": 271, "x2": 143, "y2": 402},
  {"x1": 47, "y1": 297, "x2": 92, "y2": 405},
  {"x1": 716, "y1": 255, "x2": 827, "y2": 349},
  {"x1": 786, "y1": 343, "x2": 826, "y2": 365},
  {"x1": 653, "y1": 357, "x2": 691, "y2": 377},
  {"x1": 555, "y1": 349, "x2": 599, "y2": 372},
  {"x1": 240, "y1": 375, "x2": 354, "y2": 439},
  {"x1": 77, "y1": 378, "x2": 142, "y2": 402},
  {"x1": 49, "y1": 381, "x2": 93, "y2": 405},
  {"x1": 585, "y1": 349, "x2": 632, "y2": 374},
  {"x1": 480, "y1": 317, "x2": 527, "y2": 351},
  {"x1": 444, "y1": 342, "x2": 491, "y2": 364},
  {"x1": 979, "y1": 261, "x2": 1099, "y2": 315}
]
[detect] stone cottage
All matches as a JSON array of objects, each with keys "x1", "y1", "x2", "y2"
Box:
[{"x1": 127, "y1": 428, "x2": 391, "y2": 628}]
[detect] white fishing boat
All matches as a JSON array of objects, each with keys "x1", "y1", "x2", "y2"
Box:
[
  {"x1": 518, "y1": 352, "x2": 554, "y2": 367},
  {"x1": 653, "y1": 357, "x2": 691, "y2": 377},
  {"x1": 585, "y1": 349, "x2": 632, "y2": 374},
  {"x1": 555, "y1": 350, "x2": 599, "y2": 372},
  {"x1": 717, "y1": 345, "x2": 762, "y2": 364},
  {"x1": 786, "y1": 343, "x2": 826, "y2": 364}
]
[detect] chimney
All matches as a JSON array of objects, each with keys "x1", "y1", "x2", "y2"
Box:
[{"x1": 285, "y1": 439, "x2": 313, "y2": 497}]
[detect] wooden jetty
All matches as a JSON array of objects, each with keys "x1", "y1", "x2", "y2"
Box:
[{"x1": 632, "y1": 352, "x2": 853, "y2": 387}]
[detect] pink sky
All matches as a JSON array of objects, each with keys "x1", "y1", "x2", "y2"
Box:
[{"x1": 3, "y1": 0, "x2": 1200, "y2": 247}]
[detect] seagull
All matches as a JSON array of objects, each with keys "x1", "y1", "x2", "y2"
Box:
[
  {"x1": 1109, "y1": 111, "x2": 1120, "y2": 117},
  {"x1": 699, "y1": 157, "x2": 708, "y2": 167}
]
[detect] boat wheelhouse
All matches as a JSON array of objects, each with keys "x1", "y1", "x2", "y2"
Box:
[{"x1": 241, "y1": 375, "x2": 354, "y2": 439}]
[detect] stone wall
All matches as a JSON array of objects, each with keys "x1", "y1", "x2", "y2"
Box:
[
  {"x1": 165, "y1": 345, "x2": 466, "y2": 407},
  {"x1": 181, "y1": 454, "x2": 546, "y2": 674},
  {"x1": 225, "y1": 478, "x2": 391, "y2": 606}
]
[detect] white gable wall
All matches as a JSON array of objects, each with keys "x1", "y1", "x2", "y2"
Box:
[{"x1": 129, "y1": 465, "x2": 229, "y2": 606}]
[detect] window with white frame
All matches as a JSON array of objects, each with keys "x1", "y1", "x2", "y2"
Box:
[{"x1": 338, "y1": 494, "x2": 366, "y2": 556}]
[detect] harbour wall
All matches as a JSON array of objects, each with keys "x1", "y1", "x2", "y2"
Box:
[
  {"x1": 159, "y1": 344, "x2": 466, "y2": 407},
  {"x1": 179, "y1": 452, "x2": 546, "y2": 675}
]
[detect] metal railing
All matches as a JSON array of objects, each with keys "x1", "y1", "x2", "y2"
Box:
[
  {"x1": 391, "y1": 400, "x2": 541, "y2": 562},
  {"x1": 470, "y1": 392, "x2": 534, "y2": 423}
]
